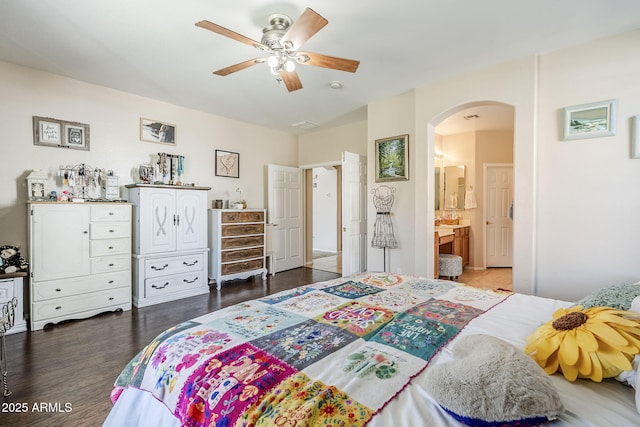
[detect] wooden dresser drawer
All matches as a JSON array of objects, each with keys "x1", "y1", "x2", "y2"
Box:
[
  {"x1": 91, "y1": 254, "x2": 131, "y2": 274},
  {"x1": 144, "y1": 253, "x2": 205, "y2": 278},
  {"x1": 221, "y1": 235, "x2": 264, "y2": 250},
  {"x1": 221, "y1": 211, "x2": 264, "y2": 223},
  {"x1": 91, "y1": 205, "x2": 130, "y2": 221},
  {"x1": 90, "y1": 222, "x2": 130, "y2": 239},
  {"x1": 222, "y1": 223, "x2": 264, "y2": 237},
  {"x1": 221, "y1": 247, "x2": 263, "y2": 263},
  {"x1": 90, "y1": 238, "x2": 130, "y2": 257},
  {"x1": 145, "y1": 273, "x2": 206, "y2": 298},
  {"x1": 32, "y1": 287, "x2": 130, "y2": 319},
  {"x1": 32, "y1": 271, "x2": 130, "y2": 301},
  {"x1": 221, "y1": 259, "x2": 264, "y2": 276}
]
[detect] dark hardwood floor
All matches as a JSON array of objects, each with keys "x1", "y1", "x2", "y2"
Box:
[{"x1": 2, "y1": 268, "x2": 340, "y2": 427}]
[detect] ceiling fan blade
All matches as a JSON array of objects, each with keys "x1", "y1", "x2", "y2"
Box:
[
  {"x1": 213, "y1": 58, "x2": 264, "y2": 76},
  {"x1": 280, "y1": 70, "x2": 303, "y2": 92},
  {"x1": 196, "y1": 20, "x2": 266, "y2": 50},
  {"x1": 297, "y1": 52, "x2": 360, "y2": 73},
  {"x1": 281, "y1": 8, "x2": 328, "y2": 50}
]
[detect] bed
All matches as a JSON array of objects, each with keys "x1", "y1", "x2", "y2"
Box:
[{"x1": 104, "y1": 273, "x2": 640, "y2": 426}]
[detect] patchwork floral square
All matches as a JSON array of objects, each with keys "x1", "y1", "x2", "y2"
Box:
[
  {"x1": 407, "y1": 299, "x2": 484, "y2": 328},
  {"x1": 367, "y1": 312, "x2": 459, "y2": 360},
  {"x1": 322, "y1": 280, "x2": 384, "y2": 299},
  {"x1": 314, "y1": 301, "x2": 396, "y2": 336},
  {"x1": 250, "y1": 319, "x2": 357, "y2": 370}
]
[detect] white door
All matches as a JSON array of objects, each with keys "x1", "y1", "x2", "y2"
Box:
[
  {"x1": 176, "y1": 189, "x2": 207, "y2": 251},
  {"x1": 341, "y1": 151, "x2": 367, "y2": 275},
  {"x1": 485, "y1": 164, "x2": 513, "y2": 267},
  {"x1": 267, "y1": 164, "x2": 303, "y2": 272},
  {"x1": 30, "y1": 204, "x2": 91, "y2": 281}
]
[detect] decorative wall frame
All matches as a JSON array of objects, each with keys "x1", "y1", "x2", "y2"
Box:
[
  {"x1": 375, "y1": 134, "x2": 409, "y2": 182},
  {"x1": 139, "y1": 118, "x2": 176, "y2": 145},
  {"x1": 215, "y1": 149, "x2": 239, "y2": 178},
  {"x1": 33, "y1": 116, "x2": 90, "y2": 150},
  {"x1": 632, "y1": 115, "x2": 640, "y2": 159},
  {"x1": 562, "y1": 99, "x2": 617, "y2": 140}
]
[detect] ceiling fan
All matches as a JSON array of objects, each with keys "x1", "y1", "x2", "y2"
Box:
[{"x1": 195, "y1": 8, "x2": 360, "y2": 92}]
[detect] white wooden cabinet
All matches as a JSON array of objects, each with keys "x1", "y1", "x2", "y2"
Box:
[
  {"x1": 0, "y1": 273, "x2": 27, "y2": 334},
  {"x1": 28, "y1": 202, "x2": 132, "y2": 330},
  {"x1": 208, "y1": 209, "x2": 267, "y2": 290},
  {"x1": 127, "y1": 184, "x2": 210, "y2": 307}
]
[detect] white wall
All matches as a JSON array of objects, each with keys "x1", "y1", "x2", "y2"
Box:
[
  {"x1": 0, "y1": 60, "x2": 298, "y2": 252},
  {"x1": 298, "y1": 120, "x2": 367, "y2": 167},
  {"x1": 368, "y1": 91, "x2": 416, "y2": 274},
  {"x1": 535, "y1": 30, "x2": 640, "y2": 300},
  {"x1": 367, "y1": 29, "x2": 640, "y2": 301}
]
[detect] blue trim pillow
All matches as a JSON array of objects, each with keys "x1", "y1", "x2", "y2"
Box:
[{"x1": 423, "y1": 334, "x2": 564, "y2": 426}]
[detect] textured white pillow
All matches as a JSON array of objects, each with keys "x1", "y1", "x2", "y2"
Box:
[{"x1": 423, "y1": 334, "x2": 564, "y2": 426}]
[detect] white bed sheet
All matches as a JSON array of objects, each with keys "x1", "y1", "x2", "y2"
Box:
[{"x1": 104, "y1": 293, "x2": 640, "y2": 427}]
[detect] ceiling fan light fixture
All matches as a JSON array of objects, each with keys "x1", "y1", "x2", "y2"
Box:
[
  {"x1": 285, "y1": 60, "x2": 295, "y2": 72},
  {"x1": 267, "y1": 55, "x2": 279, "y2": 68}
]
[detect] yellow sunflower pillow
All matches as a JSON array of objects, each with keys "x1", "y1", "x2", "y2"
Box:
[{"x1": 525, "y1": 305, "x2": 640, "y2": 382}]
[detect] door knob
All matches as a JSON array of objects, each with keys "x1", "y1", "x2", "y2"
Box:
[{"x1": 486, "y1": 221, "x2": 492, "y2": 225}]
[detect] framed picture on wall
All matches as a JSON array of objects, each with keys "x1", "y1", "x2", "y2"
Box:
[
  {"x1": 140, "y1": 118, "x2": 176, "y2": 145},
  {"x1": 215, "y1": 149, "x2": 240, "y2": 178},
  {"x1": 375, "y1": 134, "x2": 409, "y2": 182},
  {"x1": 33, "y1": 116, "x2": 90, "y2": 150},
  {"x1": 562, "y1": 99, "x2": 617, "y2": 140}
]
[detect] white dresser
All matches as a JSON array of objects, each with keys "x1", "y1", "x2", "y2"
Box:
[
  {"x1": 208, "y1": 209, "x2": 267, "y2": 290},
  {"x1": 127, "y1": 184, "x2": 210, "y2": 307},
  {"x1": 28, "y1": 202, "x2": 132, "y2": 330},
  {"x1": 0, "y1": 272, "x2": 27, "y2": 334}
]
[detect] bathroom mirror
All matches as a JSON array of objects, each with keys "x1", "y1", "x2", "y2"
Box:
[
  {"x1": 444, "y1": 165, "x2": 465, "y2": 210},
  {"x1": 434, "y1": 167, "x2": 441, "y2": 211}
]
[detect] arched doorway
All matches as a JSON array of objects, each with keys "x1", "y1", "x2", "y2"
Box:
[{"x1": 431, "y1": 102, "x2": 515, "y2": 288}]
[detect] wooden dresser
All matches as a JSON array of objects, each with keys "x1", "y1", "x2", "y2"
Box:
[
  {"x1": 208, "y1": 209, "x2": 267, "y2": 290},
  {"x1": 435, "y1": 225, "x2": 470, "y2": 278}
]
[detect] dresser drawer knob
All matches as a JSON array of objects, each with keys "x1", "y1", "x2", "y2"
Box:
[
  {"x1": 109, "y1": 229, "x2": 115, "y2": 233},
  {"x1": 183, "y1": 260, "x2": 198, "y2": 267},
  {"x1": 109, "y1": 212, "x2": 114, "y2": 215},
  {"x1": 55, "y1": 306, "x2": 62, "y2": 310},
  {"x1": 152, "y1": 282, "x2": 170, "y2": 290},
  {"x1": 108, "y1": 263, "x2": 115, "y2": 267},
  {"x1": 108, "y1": 297, "x2": 114, "y2": 301},
  {"x1": 55, "y1": 288, "x2": 61, "y2": 292},
  {"x1": 151, "y1": 264, "x2": 169, "y2": 271},
  {"x1": 183, "y1": 277, "x2": 198, "y2": 284},
  {"x1": 108, "y1": 246, "x2": 114, "y2": 249}
]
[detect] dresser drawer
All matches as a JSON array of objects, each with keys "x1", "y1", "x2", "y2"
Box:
[
  {"x1": 221, "y1": 211, "x2": 264, "y2": 223},
  {"x1": 221, "y1": 259, "x2": 264, "y2": 276},
  {"x1": 144, "y1": 253, "x2": 205, "y2": 278},
  {"x1": 32, "y1": 287, "x2": 130, "y2": 320},
  {"x1": 221, "y1": 223, "x2": 264, "y2": 237},
  {"x1": 91, "y1": 205, "x2": 130, "y2": 221},
  {"x1": 32, "y1": 271, "x2": 129, "y2": 301},
  {"x1": 91, "y1": 254, "x2": 131, "y2": 274},
  {"x1": 221, "y1": 235, "x2": 264, "y2": 250},
  {"x1": 221, "y1": 247, "x2": 263, "y2": 263},
  {"x1": 145, "y1": 273, "x2": 206, "y2": 298},
  {"x1": 91, "y1": 222, "x2": 130, "y2": 239},
  {"x1": 90, "y1": 238, "x2": 130, "y2": 257}
]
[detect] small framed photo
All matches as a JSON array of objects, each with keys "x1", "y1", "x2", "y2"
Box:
[
  {"x1": 562, "y1": 99, "x2": 617, "y2": 140},
  {"x1": 215, "y1": 149, "x2": 239, "y2": 178},
  {"x1": 375, "y1": 134, "x2": 409, "y2": 182},
  {"x1": 33, "y1": 116, "x2": 90, "y2": 150},
  {"x1": 140, "y1": 118, "x2": 176, "y2": 145},
  {"x1": 632, "y1": 115, "x2": 640, "y2": 159},
  {"x1": 64, "y1": 122, "x2": 89, "y2": 150}
]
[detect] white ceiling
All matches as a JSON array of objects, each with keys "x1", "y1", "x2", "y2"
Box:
[{"x1": 1, "y1": 1, "x2": 639, "y2": 134}]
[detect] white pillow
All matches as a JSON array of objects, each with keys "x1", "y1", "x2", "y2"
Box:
[{"x1": 631, "y1": 295, "x2": 640, "y2": 314}]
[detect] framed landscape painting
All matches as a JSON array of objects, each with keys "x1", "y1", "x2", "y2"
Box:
[
  {"x1": 375, "y1": 134, "x2": 409, "y2": 182},
  {"x1": 562, "y1": 99, "x2": 617, "y2": 140}
]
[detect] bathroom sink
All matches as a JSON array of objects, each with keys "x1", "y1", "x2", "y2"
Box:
[{"x1": 436, "y1": 224, "x2": 459, "y2": 229}]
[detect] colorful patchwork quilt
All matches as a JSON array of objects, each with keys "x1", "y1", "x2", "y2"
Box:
[{"x1": 111, "y1": 273, "x2": 510, "y2": 426}]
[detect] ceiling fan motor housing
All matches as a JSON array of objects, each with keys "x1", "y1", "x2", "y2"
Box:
[{"x1": 261, "y1": 13, "x2": 292, "y2": 50}]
